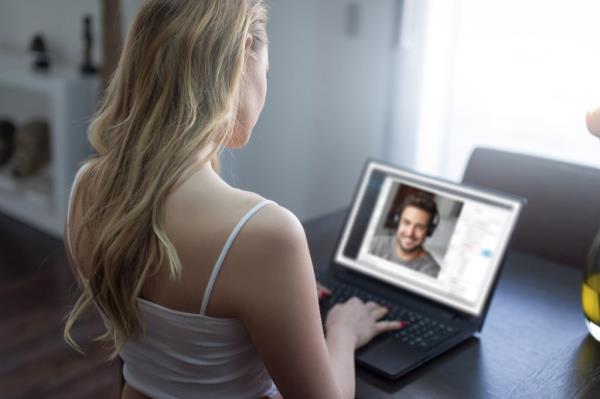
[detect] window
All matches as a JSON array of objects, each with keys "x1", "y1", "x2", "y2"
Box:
[{"x1": 412, "y1": 0, "x2": 600, "y2": 179}]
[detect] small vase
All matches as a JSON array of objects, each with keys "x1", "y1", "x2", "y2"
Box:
[{"x1": 583, "y1": 229, "x2": 600, "y2": 341}]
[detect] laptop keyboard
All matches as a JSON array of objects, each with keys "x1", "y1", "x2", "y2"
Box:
[{"x1": 320, "y1": 279, "x2": 457, "y2": 350}]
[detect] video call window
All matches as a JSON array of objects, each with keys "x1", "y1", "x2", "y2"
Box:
[
  {"x1": 337, "y1": 165, "x2": 519, "y2": 315},
  {"x1": 363, "y1": 183, "x2": 464, "y2": 280}
]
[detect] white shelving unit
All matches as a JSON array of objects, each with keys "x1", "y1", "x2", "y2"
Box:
[{"x1": 0, "y1": 52, "x2": 99, "y2": 238}]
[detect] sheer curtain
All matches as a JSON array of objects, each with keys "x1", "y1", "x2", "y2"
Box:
[{"x1": 399, "y1": 0, "x2": 600, "y2": 180}]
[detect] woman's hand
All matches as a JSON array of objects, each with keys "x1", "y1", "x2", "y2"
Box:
[
  {"x1": 586, "y1": 107, "x2": 600, "y2": 138},
  {"x1": 325, "y1": 297, "x2": 403, "y2": 349}
]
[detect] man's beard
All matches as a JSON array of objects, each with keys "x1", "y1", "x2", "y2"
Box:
[{"x1": 396, "y1": 235, "x2": 424, "y2": 254}]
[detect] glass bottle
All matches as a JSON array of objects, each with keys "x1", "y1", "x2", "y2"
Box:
[{"x1": 583, "y1": 229, "x2": 600, "y2": 341}]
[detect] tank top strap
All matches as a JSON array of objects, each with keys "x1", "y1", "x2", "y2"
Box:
[
  {"x1": 66, "y1": 163, "x2": 91, "y2": 257},
  {"x1": 199, "y1": 199, "x2": 276, "y2": 315}
]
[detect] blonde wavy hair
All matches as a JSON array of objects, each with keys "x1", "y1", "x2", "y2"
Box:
[{"x1": 64, "y1": 0, "x2": 268, "y2": 357}]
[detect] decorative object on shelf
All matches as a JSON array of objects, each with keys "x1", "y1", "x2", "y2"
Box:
[
  {"x1": 80, "y1": 15, "x2": 99, "y2": 75},
  {"x1": 29, "y1": 34, "x2": 51, "y2": 72},
  {"x1": 12, "y1": 120, "x2": 51, "y2": 178},
  {"x1": 0, "y1": 119, "x2": 16, "y2": 166},
  {"x1": 101, "y1": 0, "x2": 123, "y2": 88},
  {"x1": 583, "y1": 105, "x2": 600, "y2": 342},
  {"x1": 0, "y1": 52, "x2": 99, "y2": 237}
]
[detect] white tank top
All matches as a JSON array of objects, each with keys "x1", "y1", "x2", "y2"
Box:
[{"x1": 66, "y1": 164, "x2": 278, "y2": 399}]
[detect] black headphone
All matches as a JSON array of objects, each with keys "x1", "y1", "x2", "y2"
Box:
[{"x1": 392, "y1": 201, "x2": 440, "y2": 237}]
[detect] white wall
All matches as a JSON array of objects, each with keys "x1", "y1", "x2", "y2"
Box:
[
  {"x1": 386, "y1": 0, "x2": 428, "y2": 169},
  {"x1": 222, "y1": 0, "x2": 400, "y2": 221},
  {"x1": 0, "y1": 0, "x2": 401, "y2": 222}
]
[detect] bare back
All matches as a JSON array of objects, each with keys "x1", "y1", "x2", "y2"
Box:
[
  {"x1": 141, "y1": 169, "x2": 268, "y2": 318},
  {"x1": 69, "y1": 166, "x2": 265, "y2": 311},
  {"x1": 67, "y1": 162, "x2": 354, "y2": 399},
  {"x1": 67, "y1": 165, "x2": 280, "y2": 399}
]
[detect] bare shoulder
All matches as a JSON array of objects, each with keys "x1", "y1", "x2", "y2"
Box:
[
  {"x1": 239, "y1": 201, "x2": 307, "y2": 251},
  {"x1": 165, "y1": 173, "x2": 306, "y2": 257},
  {"x1": 163, "y1": 180, "x2": 264, "y2": 243},
  {"x1": 218, "y1": 199, "x2": 341, "y2": 398},
  {"x1": 221, "y1": 200, "x2": 315, "y2": 313},
  {"x1": 162, "y1": 181, "x2": 314, "y2": 315}
]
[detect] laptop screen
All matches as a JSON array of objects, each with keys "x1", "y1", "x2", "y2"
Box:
[{"x1": 334, "y1": 161, "x2": 523, "y2": 316}]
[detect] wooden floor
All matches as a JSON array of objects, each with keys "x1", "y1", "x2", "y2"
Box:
[{"x1": 0, "y1": 212, "x2": 121, "y2": 399}]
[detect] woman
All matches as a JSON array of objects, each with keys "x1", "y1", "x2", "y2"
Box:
[{"x1": 64, "y1": 1, "x2": 401, "y2": 398}]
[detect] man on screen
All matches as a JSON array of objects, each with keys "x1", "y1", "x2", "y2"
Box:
[{"x1": 369, "y1": 192, "x2": 441, "y2": 278}]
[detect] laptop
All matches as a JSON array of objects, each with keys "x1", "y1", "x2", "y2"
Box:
[{"x1": 318, "y1": 159, "x2": 525, "y2": 379}]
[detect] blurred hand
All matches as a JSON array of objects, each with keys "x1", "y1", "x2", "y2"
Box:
[
  {"x1": 325, "y1": 297, "x2": 402, "y2": 349},
  {"x1": 586, "y1": 107, "x2": 600, "y2": 138}
]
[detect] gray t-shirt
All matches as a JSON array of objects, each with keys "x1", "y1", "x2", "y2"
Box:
[{"x1": 369, "y1": 235, "x2": 441, "y2": 278}]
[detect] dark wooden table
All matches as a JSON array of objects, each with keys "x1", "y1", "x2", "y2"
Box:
[{"x1": 303, "y1": 210, "x2": 600, "y2": 399}]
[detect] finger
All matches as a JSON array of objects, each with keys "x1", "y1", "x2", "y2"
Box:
[
  {"x1": 317, "y1": 286, "x2": 331, "y2": 300},
  {"x1": 316, "y1": 282, "x2": 331, "y2": 296},
  {"x1": 346, "y1": 296, "x2": 363, "y2": 305},
  {"x1": 365, "y1": 301, "x2": 379, "y2": 310},
  {"x1": 370, "y1": 306, "x2": 389, "y2": 320},
  {"x1": 375, "y1": 320, "x2": 404, "y2": 334}
]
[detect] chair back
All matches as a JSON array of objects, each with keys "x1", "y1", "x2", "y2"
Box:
[{"x1": 462, "y1": 147, "x2": 600, "y2": 269}]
